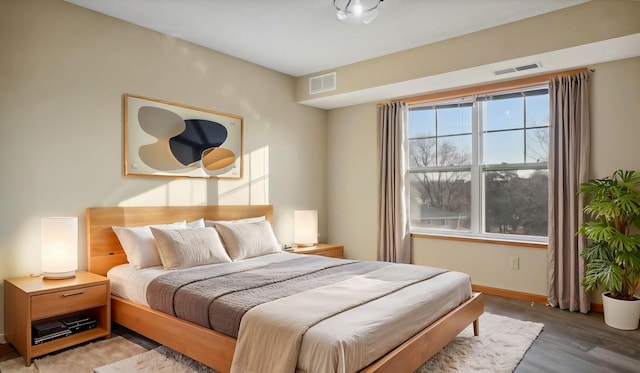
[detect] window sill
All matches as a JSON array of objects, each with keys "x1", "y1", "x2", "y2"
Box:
[{"x1": 411, "y1": 232, "x2": 548, "y2": 249}]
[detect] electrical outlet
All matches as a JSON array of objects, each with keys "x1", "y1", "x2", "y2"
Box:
[{"x1": 509, "y1": 257, "x2": 520, "y2": 270}]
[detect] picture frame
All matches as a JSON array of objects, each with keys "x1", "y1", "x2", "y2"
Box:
[{"x1": 124, "y1": 94, "x2": 243, "y2": 179}]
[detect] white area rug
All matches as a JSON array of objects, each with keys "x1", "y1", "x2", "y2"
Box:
[
  {"x1": 417, "y1": 312, "x2": 543, "y2": 372},
  {"x1": 0, "y1": 313, "x2": 543, "y2": 373},
  {"x1": 95, "y1": 312, "x2": 543, "y2": 373},
  {"x1": 94, "y1": 346, "x2": 212, "y2": 373},
  {"x1": 0, "y1": 337, "x2": 147, "y2": 373}
]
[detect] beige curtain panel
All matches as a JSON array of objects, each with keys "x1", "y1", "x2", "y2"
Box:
[
  {"x1": 547, "y1": 71, "x2": 591, "y2": 313},
  {"x1": 377, "y1": 101, "x2": 410, "y2": 263}
]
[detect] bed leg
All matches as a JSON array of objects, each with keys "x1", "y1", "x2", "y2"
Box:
[{"x1": 473, "y1": 318, "x2": 480, "y2": 336}]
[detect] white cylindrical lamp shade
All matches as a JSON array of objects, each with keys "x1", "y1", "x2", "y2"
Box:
[
  {"x1": 41, "y1": 217, "x2": 78, "y2": 279},
  {"x1": 294, "y1": 210, "x2": 318, "y2": 247}
]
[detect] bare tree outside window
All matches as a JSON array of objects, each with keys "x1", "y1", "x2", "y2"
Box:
[
  {"x1": 408, "y1": 87, "x2": 549, "y2": 240},
  {"x1": 409, "y1": 134, "x2": 472, "y2": 230}
]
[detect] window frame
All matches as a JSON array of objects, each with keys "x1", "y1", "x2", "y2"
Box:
[{"x1": 407, "y1": 85, "x2": 550, "y2": 244}]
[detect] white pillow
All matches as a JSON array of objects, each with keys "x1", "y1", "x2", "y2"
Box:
[
  {"x1": 112, "y1": 221, "x2": 186, "y2": 269},
  {"x1": 187, "y1": 218, "x2": 205, "y2": 228},
  {"x1": 215, "y1": 220, "x2": 281, "y2": 260},
  {"x1": 150, "y1": 227, "x2": 231, "y2": 270},
  {"x1": 204, "y1": 216, "x2": 266, "y2": 228}
]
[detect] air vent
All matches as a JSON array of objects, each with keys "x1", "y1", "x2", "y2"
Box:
[
  {"x1": 309, "y1": 72, "x2": 336, "y2": 95},
  {"x1": 494, "y1": 62, "x2": 542, "y2": 76},
  {"x1": 515, "y1": 63, "x2": 541, "y2": 71},
  {"x1": 494, "y1": 67, "x2": 517, "y2": 76}
]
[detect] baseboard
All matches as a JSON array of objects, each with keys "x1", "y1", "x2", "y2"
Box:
[
  {"x1": 0, "y1": 334, "x2": 6, "y2": 344},
  {"x1": 471, "y1": 284, "x2": 605, "y2": 313},
  {"x1": 471, "y1": 284, "x2": 548, "y2": 304}
]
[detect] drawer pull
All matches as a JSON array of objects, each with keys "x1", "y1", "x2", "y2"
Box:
[{"x1": 62, "y1": 291, "x2": 85, "y2": 297}]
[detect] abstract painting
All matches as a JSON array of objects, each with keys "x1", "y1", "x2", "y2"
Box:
[{"x1": 124, "y1": 94, "x2": 243, "y2": 178}]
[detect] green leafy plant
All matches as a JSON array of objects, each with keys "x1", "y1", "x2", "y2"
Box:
[{"x1": 578, "y1": 170, "x2": 640, "y2": 300}]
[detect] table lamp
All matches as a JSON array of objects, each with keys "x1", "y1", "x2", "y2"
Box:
[
  {"x1": 41, "y1": 217, "x2": 78, "y2": 279},
  {"x1": 294, "y1": 210, "x2": 318, "y2": 247}
]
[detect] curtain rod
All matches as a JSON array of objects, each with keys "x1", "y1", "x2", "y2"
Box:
[{"x1": 378, "y1": 67, "x2": 588, "y2": 107}]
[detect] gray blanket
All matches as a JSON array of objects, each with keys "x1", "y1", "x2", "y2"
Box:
[{"x1": 147, "y1": 254, "x2": 390, "y2": 337}]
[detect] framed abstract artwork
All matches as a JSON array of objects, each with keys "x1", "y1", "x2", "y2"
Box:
[{"x1": 124, "y1": 94, "x2": 243, "y2": 179}]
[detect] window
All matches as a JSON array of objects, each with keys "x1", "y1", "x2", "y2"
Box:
[{"x1": 408, "y1": 86, "x2": 549, "y2": 241}]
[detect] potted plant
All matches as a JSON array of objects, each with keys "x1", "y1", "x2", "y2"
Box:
[{"x1": 578, "y1": 169, "x2": 640, "y2": 330}]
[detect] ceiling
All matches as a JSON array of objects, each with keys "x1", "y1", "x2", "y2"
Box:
[{"x1": 65, "y1": 0, "x2": 588, "y2": 78}]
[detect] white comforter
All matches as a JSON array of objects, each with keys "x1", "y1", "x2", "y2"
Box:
[{"x1": 108, "y1": 253, "x2": 471, "y2": 373}]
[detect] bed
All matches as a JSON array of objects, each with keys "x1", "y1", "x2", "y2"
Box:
[{"x1": 87, "y1": 205, "x2": 483, "y2": 373}]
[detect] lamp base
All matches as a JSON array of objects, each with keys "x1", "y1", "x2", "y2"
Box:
[
  {"x1": 42, "y1": 270, "x2": 76, "y2": 280},
  {"x1": 295, "y1": 243, "x2": 317, "y2": 248}
]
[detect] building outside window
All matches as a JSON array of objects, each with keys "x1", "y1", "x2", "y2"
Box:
[{"x1": 407, "y1": 86, "x2": 549, "y2": 242}]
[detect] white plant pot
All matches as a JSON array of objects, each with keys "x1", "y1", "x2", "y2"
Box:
[{"x1": 602, "y1": 292, "x2": 640, "y2": 330}]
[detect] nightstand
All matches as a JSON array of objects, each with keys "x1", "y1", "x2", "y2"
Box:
[
  {"x1": 4, "y1": 271, "x2": 111, "y2": 366},
  {"x1": 291, "y1": 243, "x2": 344, "y2": 258}
]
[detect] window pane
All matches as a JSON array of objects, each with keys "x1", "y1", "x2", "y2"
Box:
[
  {"x1": 484, "y1": 170, "x2": 548, "y2": 236},
  {"x1": 408, "y1": 108, "x2": 435, "y2": 138},
  {"x1": 409, "y1": 138, "x2": 436, "y2": 168},
  {"x1": 526, "y1": 128, "x2": 548, "y2": 163},
  {"x1": 436, "y1": 135, "x2": 471, "y2": 166},
  {"x1": 483, "y1": 130, "x2": 524, "y2": 164},
  {"x1": 483, "y1": 97, "x2": 524, "y2": 131},
  {"x1": 525, "y1": 94, "x2": 549, "y2": 128},
  {"x1": 408, "y1": 86, "x2": 549, "y2": 241},
  {"x1": 409, "y1": 172, "x2": 471, "y2": 231},
  {"x1": 437, "y1": 105, "x2": 472, "y2": 136}
]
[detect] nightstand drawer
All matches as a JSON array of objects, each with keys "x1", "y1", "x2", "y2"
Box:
[{"x1": 31, "y1": 284, "x2": 107, "y2": 320}]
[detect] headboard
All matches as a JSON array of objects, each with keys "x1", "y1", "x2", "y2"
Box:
[{"x1": 86, "y1": 205, "x2": 274, "y2": 276}]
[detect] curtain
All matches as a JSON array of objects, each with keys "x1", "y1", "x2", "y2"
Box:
[
  {"x1": 377, "y1": 101, "x2": 410, "y2": 263},
  {"x1": 547, "y1": 71, "x2": 591, "y2": 313}
]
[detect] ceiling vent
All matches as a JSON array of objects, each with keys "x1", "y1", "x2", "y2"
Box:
[
  {"x1": 494, "y1": 62, "x2": 542, "y2": 76},
  {"x1": 309, "y1": 72, "x2": 336, "y2": 95}
]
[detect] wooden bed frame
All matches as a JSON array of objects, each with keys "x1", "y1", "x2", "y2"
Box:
[{"x1": 87, "y1": 205, "x2": 483, "y2": 373}]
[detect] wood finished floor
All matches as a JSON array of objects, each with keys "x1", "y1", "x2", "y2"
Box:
[
  {"x1": 1, "y1": 294, "x2": 639, "y2": 372},
  {"x1": 484, "y1": 295, "x2": 640, "y2": 373}
]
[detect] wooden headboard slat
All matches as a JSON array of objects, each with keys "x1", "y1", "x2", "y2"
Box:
[{"x1": 87, "y1": 205, "x2": 274, "y2": 276}]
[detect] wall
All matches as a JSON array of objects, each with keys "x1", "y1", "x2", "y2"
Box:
[
  {"x1": 326, "y1": 57, "x2": 640, "y2": 298},
  {"x1": 0, "y1": 0, "x2": 326, "y2": 335},
  {"x1": 326, "y1": 104, "x2": 379, "y2": 261},
  {"x1": 588, "y1": 57, "x2": 640, "y2": 304},
  {"x1": 590, "y1": 58, "x2": 640, "y2": 175}
]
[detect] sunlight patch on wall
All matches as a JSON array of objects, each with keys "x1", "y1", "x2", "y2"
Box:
[
  {"x1": 115, "y1": 146, "x2": 268, "y2": 207},
  {"x1": 118, "y1": 179, "x2": 208, "y2": 206},
  {"x1": 219, "y1": 146, "x2": 269, "y2": 205}
]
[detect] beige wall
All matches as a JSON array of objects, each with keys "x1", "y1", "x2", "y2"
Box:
[
  {"x1": 588, "y1": 57, "x2": 640, "y2": 304},
  {"x1": 326, "y1": 104, "x2": 379, "y2": 261},
  {"x1": 326, "y1": 56, "x2": 640, "y2": 298},
  {"x1": 590, "y1": 58, "x2": 640, "y2": 176},
  {"x1": 0, "y1": 0, "x2": 326, "y2": 335}
]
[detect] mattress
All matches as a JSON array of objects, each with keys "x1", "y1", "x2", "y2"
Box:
[{"x1": 108, "y1": 252, "x2": 472, "y2": 373}]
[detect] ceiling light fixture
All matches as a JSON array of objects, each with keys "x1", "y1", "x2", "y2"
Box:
[{"x1": 334, "y1": 0, "x2": 383, "y2": 25}]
